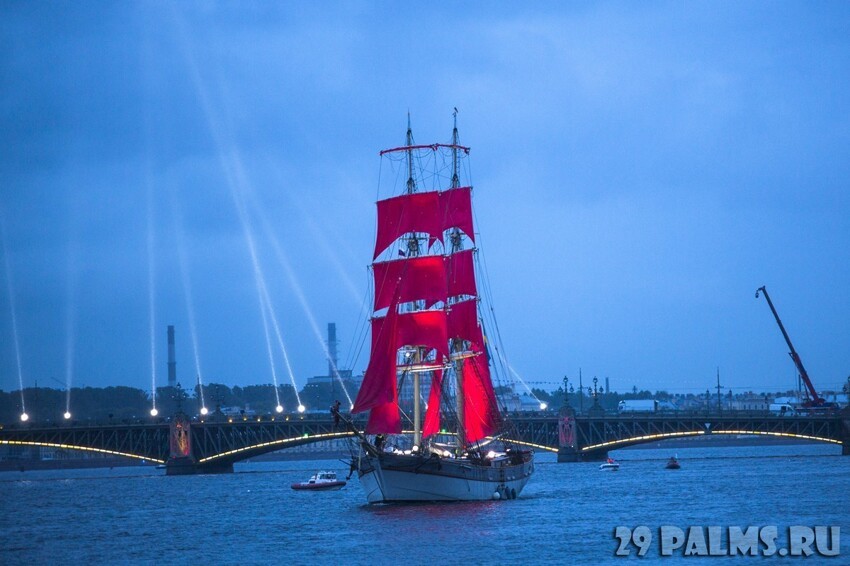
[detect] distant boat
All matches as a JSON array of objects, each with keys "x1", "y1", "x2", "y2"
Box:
[
  {"x1": 291, "y1": 471, "x2": 346, "y2": 491},
  {"x1": 155, "y1": 464, "x2": 166, "y2": 470},
  {"x1": 665, "y1": 456, "x2": 680, "y2": 470},
  {"x1": 599, "y1": 458, "x2": 620, "y2": 471}
]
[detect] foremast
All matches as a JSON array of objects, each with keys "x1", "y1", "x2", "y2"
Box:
[{"x1": 404, "y1": 115, "x2": 424, "y2": 449}]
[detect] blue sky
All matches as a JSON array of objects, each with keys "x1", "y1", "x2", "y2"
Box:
[{"x1": 1, "y1": 2, "x2": 849, "y2": 404}]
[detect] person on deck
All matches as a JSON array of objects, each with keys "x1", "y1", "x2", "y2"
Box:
[{"x1": 331, "y1": 400, "x2": 341, "y2": 425}]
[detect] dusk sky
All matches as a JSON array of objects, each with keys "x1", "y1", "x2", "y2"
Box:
[{"x1": 2, "y1": 2, "x2": 849, "y2": 407}]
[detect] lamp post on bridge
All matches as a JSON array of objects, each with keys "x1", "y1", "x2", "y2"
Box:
[{"x1": 588, "y1": 377, "x2": 604, "y2": 417}]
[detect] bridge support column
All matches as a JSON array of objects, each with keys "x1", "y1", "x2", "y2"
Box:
[
  {"x1": 557, "y1": 446, "x2": 609, "y2": 462},
  {"x1": 557, "y1": 446, "x2": 580, "y2": 463},
  {"x1": 163, "y1": 413, "x2": 232, "y2": 475},
  {"x1": 556, "y1": 406, "x2": 607, "y2": 462},
  {"x1": 165, "y1": 457, "x2": 233, "y2": 476}
]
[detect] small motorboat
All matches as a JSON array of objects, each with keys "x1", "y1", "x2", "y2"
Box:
[
  {"x1": 599, "y1": 458, "x2": 620, "y2": 471},
  {"x1": 665, "y1": 456, "x2": 680, "y2": 470},
  {"x1": 291, "y1": 471, "x2": 346, "y2": 491}
]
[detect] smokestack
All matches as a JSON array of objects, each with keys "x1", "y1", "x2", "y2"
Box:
[
  {"x1": 167, "y1": 325, "x2": 176, "y2": 386},
  {"x1": 605, "y1": 376, "x2": 610, "y2": 394},
  {"x1": 328, "y1": 323, "x2": 337, "y2": 378}
]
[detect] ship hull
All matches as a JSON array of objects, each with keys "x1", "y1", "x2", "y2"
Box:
[{"x1": 357, "y1": 451, "x2": 534, "y2": 503}]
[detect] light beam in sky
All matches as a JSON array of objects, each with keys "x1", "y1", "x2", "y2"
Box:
[{"x1": 0, "y1": 213, "x2": 26, "y2": 415}]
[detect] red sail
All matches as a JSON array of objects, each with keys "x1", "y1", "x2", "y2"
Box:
[
  {"x1": 373, "y1": 255, "x2": 447, "y2": 311},
  {"x1": 422, "y1": 369, "x2": 443, "y2": 439},
  {"x1": 446, "y1": 248, "x2": 476, "y2": 299},
  {"x1": 366, "y1": 400, "x2": 401, "y2": 434},
  {"x1": 440, "y1": 187, "x2": 475, "y2": 242},
  {"x1": 353, "y1": 312, "x2": 398, "y2": 414},
  {"x1": 396, "y1": 309, "x2": 449, "y2": 359},
  {"x1": 447, "y1": 298, "x2": 483, "y2": 346},
  {"x1": 354, "y1": 309, "x2": 448, "y2": 437},
  {"x1": 462, "y1": 348, "x2": 499, "y2": 444},
  {"x1": 374, "y1": 191, "x2": 442, "y2": 259}
]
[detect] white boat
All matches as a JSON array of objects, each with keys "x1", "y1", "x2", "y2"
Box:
[
  {"x1": 291, "y1": 471, "x2": 346, "y2": 491},
  {"x1": 344, "y1": 114, "x2": 534, "y2": 503},
  {"x1": 599, "y1": 458, "x2": 620, "y2": 471}
]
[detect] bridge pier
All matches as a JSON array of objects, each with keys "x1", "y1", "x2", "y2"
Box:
[
  {"x1": 556, "y1": 406, "x2": 610, "y2": 462},
  {"x1": 165, "y1": 457, "x2": 233, "y2": 476},
  {"x1": 164, "y1": 414, "x2": 236, "y2": 475},
  {"x1": 557, "y1": 447, "x2": 608, "y2": 462}
]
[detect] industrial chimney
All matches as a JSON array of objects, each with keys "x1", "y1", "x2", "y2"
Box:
[
  {"x1": 167, "y1": 325, "x2": 176, "y2": 386},
  {"x1": 327, "y1": 323, "x2": 338, "y2": 378}
]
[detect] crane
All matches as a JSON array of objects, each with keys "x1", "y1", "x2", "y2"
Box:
[{"x1": 755, "y1": 286, "x2": 836, "y2": 410}]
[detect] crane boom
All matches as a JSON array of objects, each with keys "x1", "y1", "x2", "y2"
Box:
[{"x1": 755, "y1": 286, "x2": 824, "y2": 406}]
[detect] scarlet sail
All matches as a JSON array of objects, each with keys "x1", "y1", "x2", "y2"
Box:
[
  {"x1": 354, "y1": 182, "x2": 498, "y2": 443},
  {"x1": 373, "y1": 255, "x2": 447, "y2": 312},
  {"x1": 461, "y1": 346, "x2": 500, "y2": 443},
  {"x1": 374, "y1": 191, "x2": 441, "y2": 259},
  {"x1": 373, "y1": 187, "x2": 476, "y2": 259}
]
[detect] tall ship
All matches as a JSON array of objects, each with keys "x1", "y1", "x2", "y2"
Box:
[{"x1": 343, "y1": 113, "x2": 534, "y2": 503}]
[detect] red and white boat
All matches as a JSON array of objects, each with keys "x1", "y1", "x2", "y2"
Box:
[{"x1": 290, "y1": 471, "x2": 346, "y2": 491}]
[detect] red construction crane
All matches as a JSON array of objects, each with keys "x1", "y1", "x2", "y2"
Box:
[{"x1": 755, "y1": 286, "x2": 836, "y2": 410}]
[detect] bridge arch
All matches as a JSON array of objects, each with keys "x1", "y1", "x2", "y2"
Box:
[
  {"x1": 197, "y1": 431, "x2": 356, "y2": 465},
  {"x1": 0, "y1": 439, "x2": 165, "y2": 464},
  {"x1": 581, "y1": 429, "x2": 844, "y2": 456}
]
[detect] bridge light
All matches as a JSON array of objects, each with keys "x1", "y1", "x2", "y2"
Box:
[
  {"x1": 297, "y1": 405, "x2": 306, "y2": 413},
  {"x1": 20, "y1": 412, "x2": 29, "y2": 422},
  {"x1": 539, "y1": 402, "x2": 548, "y2": 410},
  {"x1": 200, "y1": 407, "x2": 209, "y2": 416},
  {"x1": 150, "y1": 408, "x2": 159, "y2": 417},
  {"x1": 64, "y1": 411, "x2": 72, "y2": 420},
  {"x1": 275, "y1": 405, "x2": 283, "y2": 413}
]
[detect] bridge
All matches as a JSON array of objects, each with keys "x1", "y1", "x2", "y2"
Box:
[
  {"x1": 2, "y1": 408, "x2": 847, "y2": 473},
  {"x1": 511, "y1": 408, "x2": 850, "y2": 462}
]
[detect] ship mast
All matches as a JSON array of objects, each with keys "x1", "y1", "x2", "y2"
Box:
[
  {"x1": 450, "y1": 108, "x2": 466, "y2": 452},
  {"x1": 405, "y1": 115, "x2": 424, "y2": 448}
]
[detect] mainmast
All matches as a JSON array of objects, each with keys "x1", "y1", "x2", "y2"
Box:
[
  {"x1": 405, "y1": 115, "x2": 423, "y2": 448},
  {"x1": 450, "y1": 108, "x2": 466, "y2": 451}
]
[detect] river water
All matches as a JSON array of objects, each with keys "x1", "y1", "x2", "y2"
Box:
[{"x1": 1, "y1": 444, "x2": 847, "y2": 564}]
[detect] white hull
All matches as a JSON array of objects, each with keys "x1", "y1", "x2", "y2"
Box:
[{"x1": 357, "y1": 451, "x2": 534, "y2": 503}]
